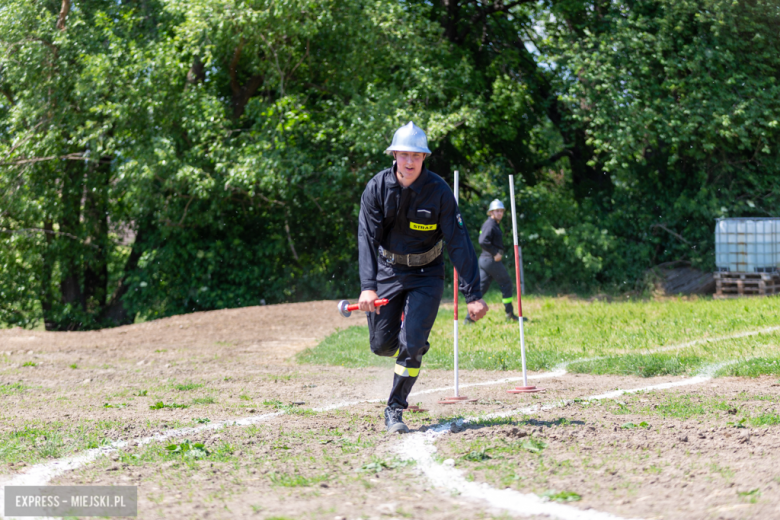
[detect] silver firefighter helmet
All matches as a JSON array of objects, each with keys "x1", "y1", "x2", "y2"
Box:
[
  {"x1": 487, "y1": 199, "x2": 505, "y2": 214},
  {"x1": 385, "y1": 121, "x2": 432, "y2": 155}
]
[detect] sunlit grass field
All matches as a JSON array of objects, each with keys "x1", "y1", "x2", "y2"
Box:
[{"x1": 297, "y1": 291, "x2": 780, "y2": 377}]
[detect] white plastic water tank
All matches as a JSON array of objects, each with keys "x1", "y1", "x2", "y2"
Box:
[{"x1": 715, "y1": 218, "x2": 780, "y2": 273}]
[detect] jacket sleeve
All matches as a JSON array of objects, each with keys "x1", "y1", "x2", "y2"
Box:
[
  {"x1": 358, "y1": 180, "x2": 383, "y2": 291},
  {"x1": 478, "y1": 221, "x2": 499, "y2": 257},
  {"x1": 439, "y1": 190, "x2": 483, "y2": 303}
]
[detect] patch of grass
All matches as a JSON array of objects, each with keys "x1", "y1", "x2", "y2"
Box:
[
  {"x1": 738, "y1": 488, "x2": 761, "y2": 503},
  {"x1": 149, "y1": 401, "x2": 189, "y2": 410},
  {"x1": 621, "y1": 421, "x2": 650, "y2": 429},
  {"x1": 336, "y1": 433, "x2": 374, "y2": 454},
  {"x1": 710, "y1": 463, "x2": 735, "y2": 479},
  {"x1": 193, "y1": 418, "x2": 210, "y2": 424},
  {"x1": 726, "y1": 418, "x2": 747, "y2": 429},
  {"x1": 21, "y1": 361, "x2": 36, "y2": 367},
  {"x1": 174, "y1": 382, "x2": 203, "y2": 391},
  {"x1": 268, "y1": 471, "x2": 328, "y2": 487},
  {"x1": 463, "y1": 448, "x2": 491, "y2": 462},
  {"x1": 716, "y1": 357, "x2": 780, "y2": 377},
  {"x1": 118, "y1": 438, "x2": 236, "y2": 466},
  {"x1": 467, "y1": 417, "x2": 521, "y2": 429},
  {"x1": 0, "y1": 382, "x2": 28, "y2": 395},
  {"x1": 300, "y1": 293, "x2": 780, "y2": 372},
  {"x1": 747, "y1": 413, "x2": 780, "y2": 427},
  {"x1": 359, "y1": 457, "x2": 415, "y2": 473},
  {"x1": 239, "y1": 394, "x2": 252, "y2": 401},
  {"x1": 519, "y1": 438, "x2": 547, "y2": 454},
  {"x1": 297, "y1": 325, "x2": 392, "y2": 368},
  {"x1": 629, "y1": 394, "x2": 731, "y2": 420},
  {"x1": 137, "y1": 390, "x2": 148, "y2": 397},
  {"x1": 282, "y1": 405, "x2": 315, "y2": 416},
  {"x1": 568, "y1": 354, "x2": 703, "y2": 378},
  {"x1": 260, "y1": 399, "x2": 314, "y2": 416},
  {"x1": 0, "y1": 420, "x2": 122, "y2": 465},
  {"x1": 165, "y1": 440, "x2": 210, "y2": 459},
  {"x1": 192, "y1": 397, "x2": 216, "y2": 405},
  {"x1": 264, "y1": 373, "x2": 297, "y2": 382},
  {"x1": 69, "y1": 363, "x2": 78, "y2": 369},
  {"x1": 542, "y1": 490, "x2": 581, "y2": 503}
]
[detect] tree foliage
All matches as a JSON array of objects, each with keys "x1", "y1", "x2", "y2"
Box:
[{"x1": 1, "y1": 0, "x2": 779, "y2": 329}]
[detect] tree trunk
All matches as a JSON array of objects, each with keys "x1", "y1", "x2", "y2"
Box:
[
  {"x1": 58, "y1": 160, "x2": 85, "y2": 329},
  {"x1": 83, "y1": 161, "x2": 110, "y2": 313},
  {"x1": 40, "y1": 220, "x2": 56, "y2": 331},
  {"x1": 100, "y1": 223, "x2": 149, "y2": 326}
]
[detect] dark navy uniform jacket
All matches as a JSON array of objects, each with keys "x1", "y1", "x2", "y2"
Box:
[
  {"x1": 478, "y1": 218, "x2": 505, "y2": 260},
  {"x1": 358, "y1": 165, "x2": 482, "y2": 303}
]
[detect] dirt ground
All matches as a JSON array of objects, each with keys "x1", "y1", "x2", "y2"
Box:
[{"x1": 1, "y1": 301, "x2": 779, "y2": 520}]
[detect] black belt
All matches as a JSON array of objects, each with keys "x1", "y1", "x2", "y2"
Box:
[{"x1": 379, "y1": 241, "x2": 443, "y2": 267}]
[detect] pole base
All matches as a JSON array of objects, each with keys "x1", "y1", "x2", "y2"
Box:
[
  {"x1": 438, "y1": 396, "x2": 478, "y2": 405},
  {"x1": 405, "y1": 405, "x2": 427, "y2": 413},
  {"x1": 507, "y1": 386, "x2": 545, "y2": 394}
]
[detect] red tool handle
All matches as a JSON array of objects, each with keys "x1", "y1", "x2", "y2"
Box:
[{"x1": 346, "y1": 299, "x2": 388, "y2": 311}]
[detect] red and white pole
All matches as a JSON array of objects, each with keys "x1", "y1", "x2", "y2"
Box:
[
  {"x1": 507, "y1": 175, "x2": 543, "y2": 394},
  {"x1": 440, "y1": 169, "x2": 475, "y2": 404}
]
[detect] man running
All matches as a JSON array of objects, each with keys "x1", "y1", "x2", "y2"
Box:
[
  {"x1": 466, "y1": 199, "x2": 521, "y2": 323},
  {"x1": 357, "y1": 122, "x2": 488, "y2": 434}
]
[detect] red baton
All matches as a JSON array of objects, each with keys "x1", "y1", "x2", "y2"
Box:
[{"x1": 337, "y1": 299, "x2": 389, "y2": 317}]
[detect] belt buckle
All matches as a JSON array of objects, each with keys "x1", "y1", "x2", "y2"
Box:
[
  {"x1": 380, "y1": 247, "x2": 395, "y2": 265},
  {"x1": 407, "y1": 254, "x2": 413, "y2": 267}
]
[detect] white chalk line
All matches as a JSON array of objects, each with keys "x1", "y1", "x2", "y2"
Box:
[
  {"x1": 393, "y1": 364, "x2": 732, "y2": 520},
  {"x1": 0, "y1": 325, "x2": 772, "y2": 517}
]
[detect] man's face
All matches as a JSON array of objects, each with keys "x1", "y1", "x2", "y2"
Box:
[
  {"x1": 490, "y1": 209, "x2": 504, "y2": 222},
  {"x1": 393, "y1": 151, "x2": 425, "y2": 186}
]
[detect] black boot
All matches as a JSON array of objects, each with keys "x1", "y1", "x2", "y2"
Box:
[
  {"x1": 384, "y1": 406, "x2": 409, "y2": 434},
  {"x1": 504, "y1": 303, "x2": 520, "y2": 322}
]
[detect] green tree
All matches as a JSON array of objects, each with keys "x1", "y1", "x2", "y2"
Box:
[{"x1": 554, "y1": 0, "x2": 780, "y2": 270}]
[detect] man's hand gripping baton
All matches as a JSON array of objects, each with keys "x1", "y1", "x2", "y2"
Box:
[{"x1": 337, "y1": 299, "x2": 389, "y2": 318}]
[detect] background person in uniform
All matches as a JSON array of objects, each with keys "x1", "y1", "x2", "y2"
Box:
[
  {"x1": 357, "y1": 122, "x2": 488, "y2": 434},
  {"x1": 465, "y1": 199, "x2": 522, "y2": 323}
]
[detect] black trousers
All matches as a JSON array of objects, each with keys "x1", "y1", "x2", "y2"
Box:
[
  {"x1": 367, "y1": 260, "x2": 445, "y2": 410},
  {"x1": 479, "y1": 255, "x2": 514, "y2": 306}
]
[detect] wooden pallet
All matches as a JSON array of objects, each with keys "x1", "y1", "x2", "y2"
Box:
[{"x1": 714, "y1": 272, "x2": 780, "y2": 299}]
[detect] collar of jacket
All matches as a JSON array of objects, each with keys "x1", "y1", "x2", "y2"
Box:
[{"x1": 387, "y1": 163, "x2": 429, "y2": 193}]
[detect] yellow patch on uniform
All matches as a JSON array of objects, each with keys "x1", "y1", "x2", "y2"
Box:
[
  {"x1": 410, "y1": 222, "x2": 437, "y2": 231},
  {"x1": 394, "y1": 364, "x2": 420, "y2": 377}
]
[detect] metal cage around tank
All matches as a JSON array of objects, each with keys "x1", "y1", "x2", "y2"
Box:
[{"x1": 715, "y1": 218, "x2": 780, "y2": 273}]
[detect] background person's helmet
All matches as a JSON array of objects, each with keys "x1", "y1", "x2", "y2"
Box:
[
  {"x1": 385, "y1": 122, "x2": 432, "y2": 155},
  {"x1": 487, "y1": 199, "x2": 505, "y2": 214}
]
